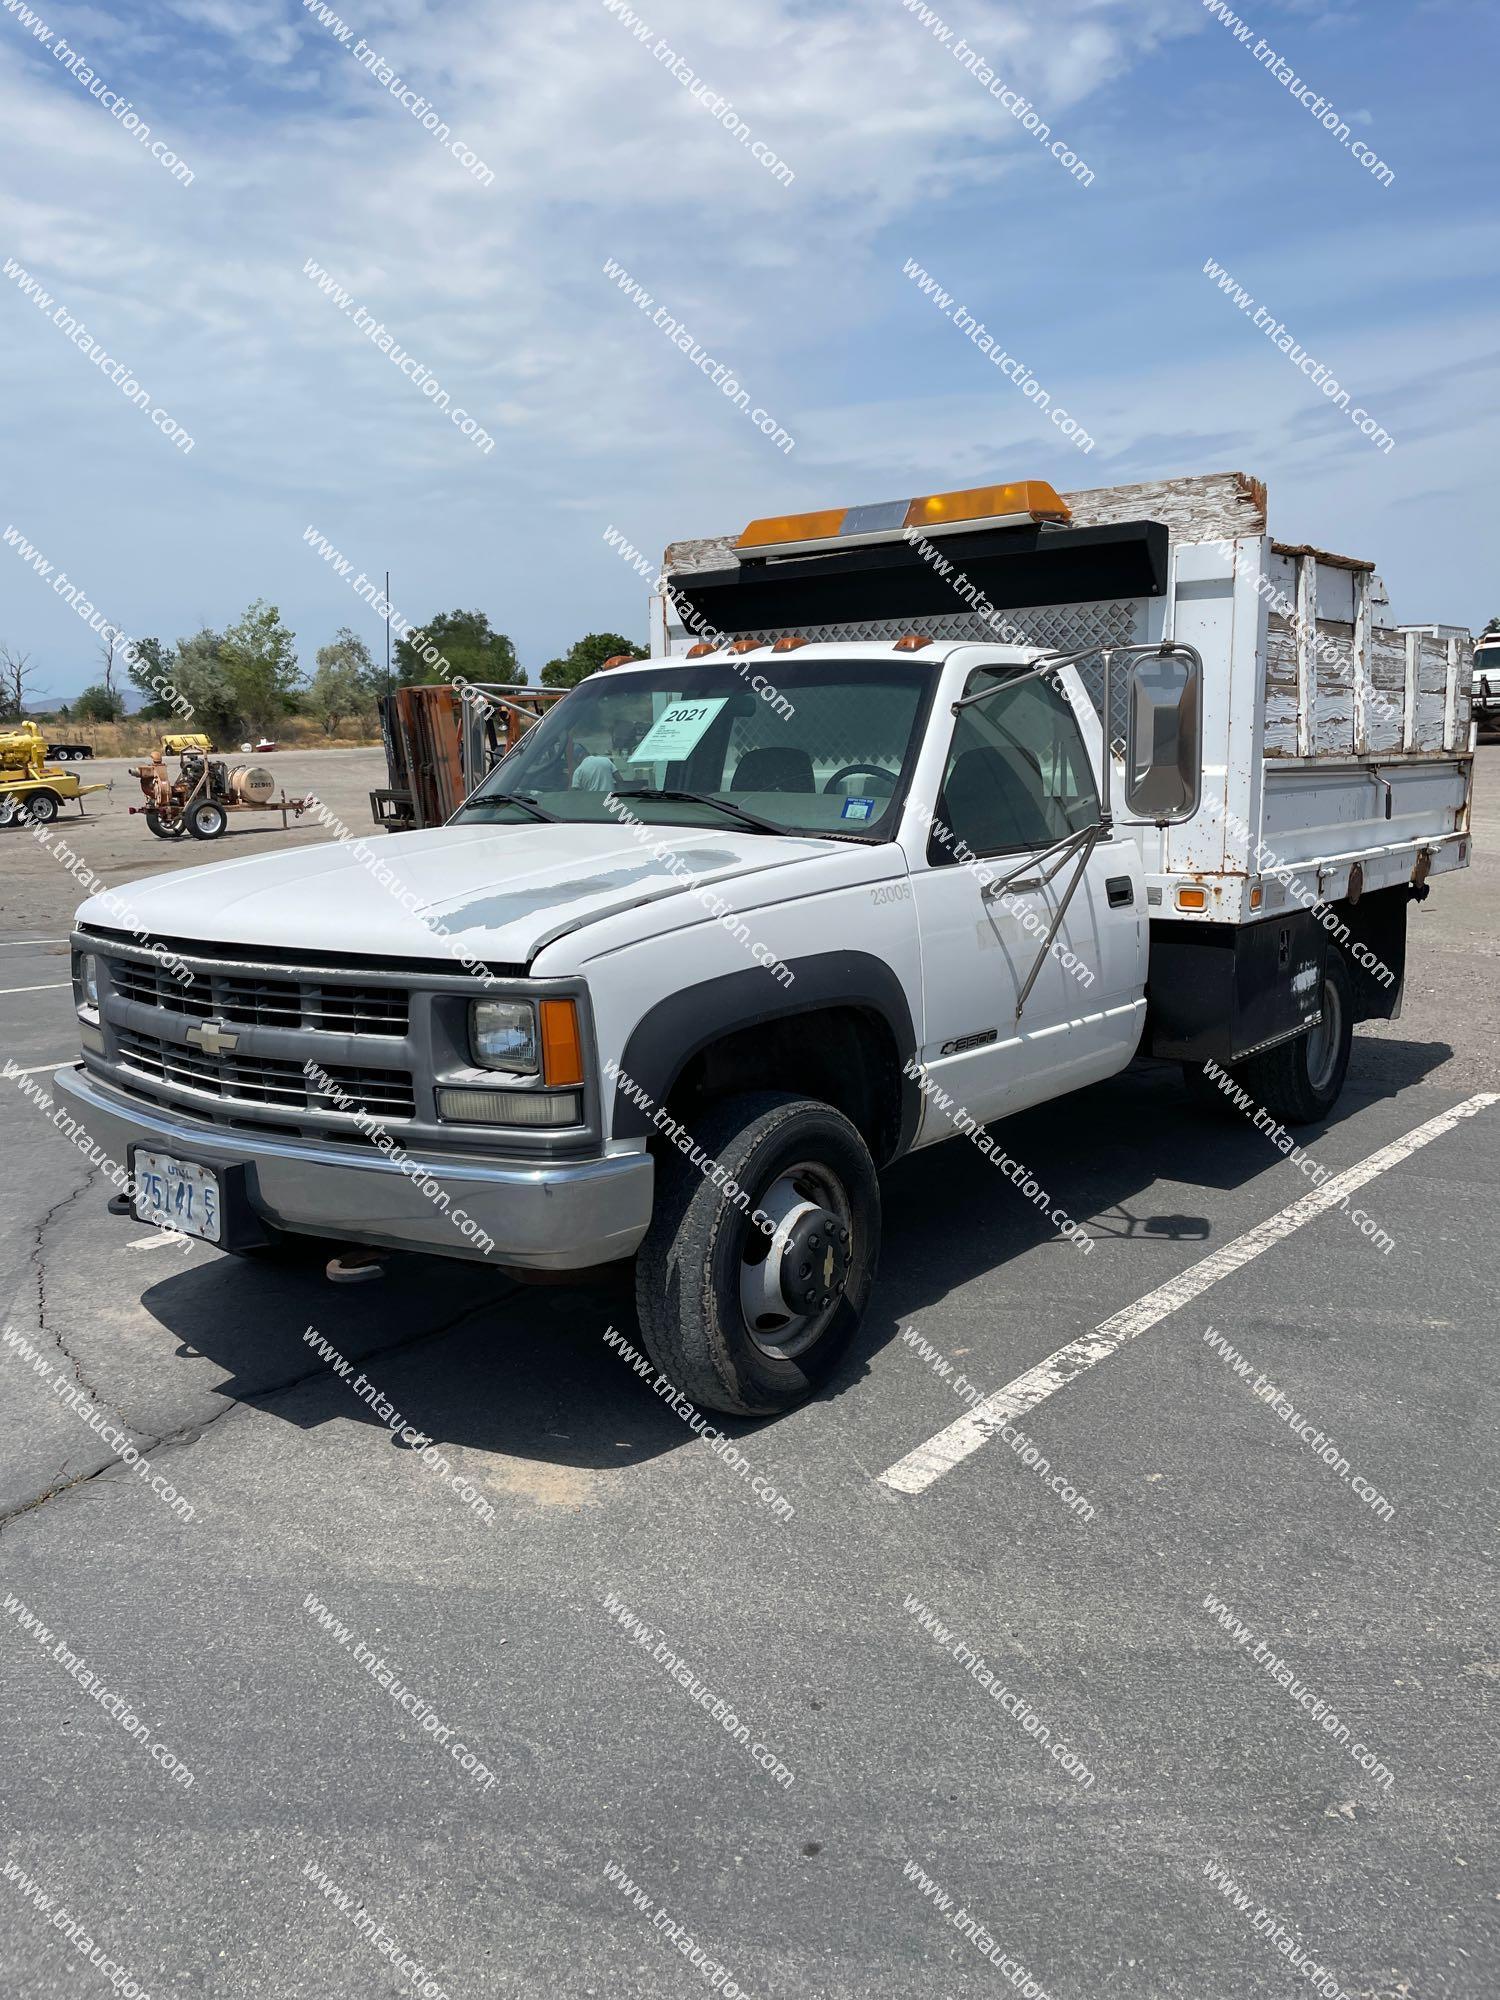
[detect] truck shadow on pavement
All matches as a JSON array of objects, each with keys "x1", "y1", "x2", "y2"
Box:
[{"x1": 134, "y1": 1037, "x2": 1453, "y2": 1473}]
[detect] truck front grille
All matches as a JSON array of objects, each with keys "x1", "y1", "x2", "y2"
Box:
[
  {"x1": 116, "y1": 1028, "x2": 416, "y2": 1122},
  {"x1": 110, "y1": 960, "x2": 408, "y2": 1036}
]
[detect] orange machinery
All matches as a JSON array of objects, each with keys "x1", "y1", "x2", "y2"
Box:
[{"x1": 369, "y1": 682, "x2": 565, "y2": 832}]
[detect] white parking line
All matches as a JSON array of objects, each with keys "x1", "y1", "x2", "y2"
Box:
[
  {"x1": 0, "y1": 939, "x2": 67, "y2": 949},
  {"x1": 0, "y1": 982, "x2": 72, "y2": 995},
  {"x1": 5, "y1": 1060, "x2": 71, "y2": 1076},
  {"x1": 879, "y1": 1091, "x2": 1500, "y2": 1495},
  {"x1": 126, "y1": 1230, "x2": 188, "y2": 1251}
]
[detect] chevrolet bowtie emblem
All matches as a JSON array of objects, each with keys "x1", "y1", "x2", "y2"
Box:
[{"x1": 186, "y1": 1017, "x2": 239, "y2": 1057}]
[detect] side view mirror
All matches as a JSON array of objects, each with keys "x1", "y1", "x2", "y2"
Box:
[{"x1": 1122, "y1": 643, "x2": 1202, "y2": 824}]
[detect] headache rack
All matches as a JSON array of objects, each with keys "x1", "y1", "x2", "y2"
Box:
[{"x1": 654, "y1": 470, "x2": 1475, "y2": 923}]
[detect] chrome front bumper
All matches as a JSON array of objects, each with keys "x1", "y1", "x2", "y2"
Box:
[{"x1": 52, "y1": 1065, "x2": 654, "y2": 1270}]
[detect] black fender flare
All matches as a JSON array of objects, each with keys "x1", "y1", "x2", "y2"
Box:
[{"x1": 612, "y1": 950, "x2": 921, "y2": 1158}]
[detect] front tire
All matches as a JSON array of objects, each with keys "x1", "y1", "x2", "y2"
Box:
[
  {"x1": 146, "y1": 809, "x2": 184, "y2": 839},
  {"x1": 635, "y1": 1092, "x2": 880, "y2": 1416},
  {"x1": 185, "y1": 800, "x2": 228, "y2": 839}
]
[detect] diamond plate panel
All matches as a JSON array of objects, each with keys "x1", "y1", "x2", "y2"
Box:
[{"x1": 667, "y1": 599, "x2": 1147, "y2": 736}]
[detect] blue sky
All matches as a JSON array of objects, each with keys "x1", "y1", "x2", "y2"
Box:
[{"x1": 2, "y1": 0, "x2": 1496, "y2": 701}]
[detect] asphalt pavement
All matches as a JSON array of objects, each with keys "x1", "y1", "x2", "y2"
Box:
[{"x1": 1, "y1": 749, "x2": 1496, "y2": 2000}]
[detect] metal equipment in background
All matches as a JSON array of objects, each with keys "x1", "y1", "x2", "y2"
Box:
[
  {"x1": 131, "y1": 743, "x2": 311, "y2": 841},
  {"x1": 370, "y1": 682, "x2": 564, "y2": 832},
  {"x1": 0, "y1": 721, "x2": 108, "y2": 825}
]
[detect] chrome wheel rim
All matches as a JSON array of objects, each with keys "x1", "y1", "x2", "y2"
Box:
[
  {"x1": 738, "y1": 1159, "x2": 853, "y2": 1362},
  {"x1": 1305, "y1": 975, "x2": 1343, "y2": 1093}
]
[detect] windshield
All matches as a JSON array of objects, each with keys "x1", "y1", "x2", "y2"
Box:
[{"x1": 454, "y1": 658, "x2": 934, "y2": 838}]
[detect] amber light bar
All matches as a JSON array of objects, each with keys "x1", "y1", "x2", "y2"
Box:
[{"x1": 735, "y1": 480, "x2": 1071, "y2": 559}]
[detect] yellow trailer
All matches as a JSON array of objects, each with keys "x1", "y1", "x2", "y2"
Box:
[{"x1": 0, "y1": 722, "x2": 108, "y2": 826}]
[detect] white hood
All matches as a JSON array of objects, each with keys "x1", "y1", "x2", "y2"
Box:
[{"x1": 75, "y1": 819, "x2": 832, "y2": 964}]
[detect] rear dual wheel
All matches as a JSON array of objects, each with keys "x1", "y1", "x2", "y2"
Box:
[
  {"x1": 1182, "y1": 948, "x2": 1354, "y2": 1126},
  {"x1": 635, "y1": 1091, "x2": 880, "y2": 1416}
]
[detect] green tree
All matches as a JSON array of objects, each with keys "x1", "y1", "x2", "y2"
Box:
[
  {"x1": 72, "y1": 682, "x2": 126, "y2": 722},
  {"x1": 396, "y1": 609, "x2": 520, "y2": 689},
  {"x1": 539, "y1": 631, "x2": 647, "y2": 690},
  {"x1": 319, "y1": 626, "x2": 381, "y2": 702},
  {"x1": 125, "y1": 636, "x2": 182, "y2": 719},
  {"x1": 164, "y1": 628, "x2": 241, "y2": 744},
  {"x1": 221, "y1": 600, "x2": 302, "y2": 732},
  {"x1": 1485, "y1": 614, "x2": 1500, "y2": 634},
  {"x1": 309, "y1": 629, "x2": 376, "y2": 736}
]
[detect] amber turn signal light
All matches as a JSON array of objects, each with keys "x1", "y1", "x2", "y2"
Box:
[{"x1": 539, "y1": 999, "x2": 585, "y2": 1088}]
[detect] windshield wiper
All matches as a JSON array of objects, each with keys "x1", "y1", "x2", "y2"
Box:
[
  {"x1": 608, "y1": 787, "x2": 788, "y2": 836},
  {"x1": 476, "y1": 791, "x2": 557, "y2": 823}
]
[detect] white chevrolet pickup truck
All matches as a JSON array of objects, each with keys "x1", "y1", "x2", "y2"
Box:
[{"x1": 58, "y1": 473, "x2": 1474, "y2": 1414}]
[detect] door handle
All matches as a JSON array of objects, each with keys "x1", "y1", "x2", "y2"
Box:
[
  {"x1": 1106, "y1": 876, "x2": 1134, "y2": 908},
  {"x1": 984, "y1": 876, "x2": 1040, "y2": 898}
]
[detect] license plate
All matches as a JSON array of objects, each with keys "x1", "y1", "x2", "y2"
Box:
[{"x1": 132, "y1": 1150, "x2": 222, "y2": 1244}]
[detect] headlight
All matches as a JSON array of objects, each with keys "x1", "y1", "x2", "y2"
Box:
[
  {"x1": 78, "y1": 953, "x2": 99, "y2": 1012},
  {"x1": 470, "y1": 999, "x2": 538, "y2": 1074}
]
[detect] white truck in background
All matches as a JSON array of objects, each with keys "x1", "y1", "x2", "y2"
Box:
[
  {"x1": 57, "y1": 471, "x2": 1474, "y2": 1415},
  {"x1": 1462, "y1": 624, "x2": 1500, "y2": 737}
]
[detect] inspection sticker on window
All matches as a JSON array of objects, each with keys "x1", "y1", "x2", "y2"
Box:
[
  {"x1": 841, "y1": 796, "x2": 876, "y2": 822},
  {"x1": 627, "y1": 697, "x2": 728, "y2": 763}
]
